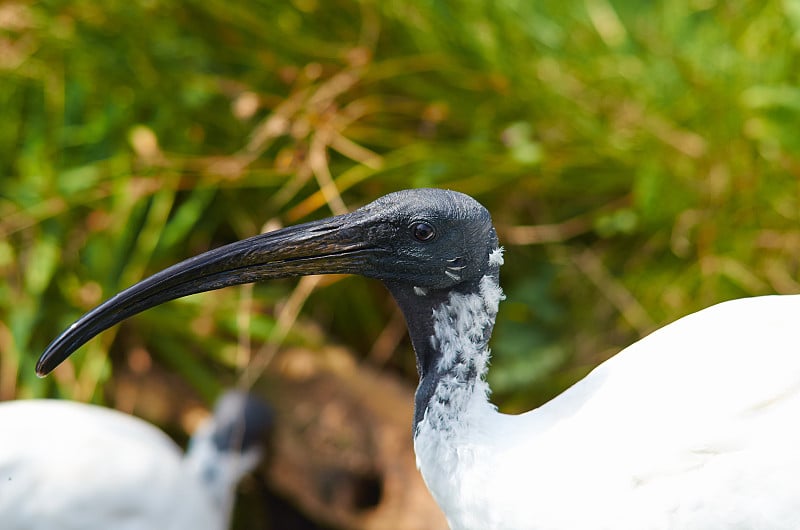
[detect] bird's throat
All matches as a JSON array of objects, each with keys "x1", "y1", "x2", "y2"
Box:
[{"x1": 384, "y1": 274, "x2": 504, "y2": 437}]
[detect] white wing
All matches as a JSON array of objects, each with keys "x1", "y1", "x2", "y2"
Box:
[
  {"x1": 0, "y1": 400, "x2": 221, "y2": 530},
  {"x1": 465, "y1": 295, "x2": 800, "y2": 529}
]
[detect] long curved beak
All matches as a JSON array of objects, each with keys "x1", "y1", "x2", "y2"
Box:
[{"x1": 36, "y1": 210, "x2": 381, "y2": 376}]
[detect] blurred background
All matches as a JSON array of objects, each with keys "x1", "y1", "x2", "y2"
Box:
[{"x1": 2, "y1": 0, "x2": 799, "y2": 527}]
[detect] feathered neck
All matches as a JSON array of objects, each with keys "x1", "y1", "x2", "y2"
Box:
[{"x1": 383, "y1": 248, "x2": 505, "y2": 437}]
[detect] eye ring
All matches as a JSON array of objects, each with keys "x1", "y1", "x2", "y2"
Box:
[{"x1": 411, "y1": 221, "x2": 436, "y2": 242}]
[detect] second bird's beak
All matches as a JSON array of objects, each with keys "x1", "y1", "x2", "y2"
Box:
[{"x1": 36, "y1": 209, "x2": 383, "y2": 376}]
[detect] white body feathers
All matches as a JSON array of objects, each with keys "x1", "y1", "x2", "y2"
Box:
[
  {"x1": 414, "y1": 269, "x2": 800, "y2": 529},
  {"x1": 0, "y1": 399, "x2": 253, "y2": 530}
]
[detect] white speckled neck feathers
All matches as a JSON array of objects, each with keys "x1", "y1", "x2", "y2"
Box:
[
  {"x1": 408, "y1": 249, "x2": 505, "y2": 527},
  {"x1": 417, "y1": 274, "x2": 504, "y2": 435}
]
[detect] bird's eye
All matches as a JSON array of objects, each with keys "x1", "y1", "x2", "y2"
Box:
[{"x1": 411, "y1": 221, "x2": 436, "y2": 242}]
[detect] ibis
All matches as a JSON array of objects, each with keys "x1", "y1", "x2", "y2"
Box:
[
  {"x1": 0, "y1": 391, "x2": 271, "y2": 530},
  {"x1": 37, "y1": 188, "x2": 800, "y2": 529}
]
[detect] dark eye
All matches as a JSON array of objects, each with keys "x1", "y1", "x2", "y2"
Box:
[{"x1": 411, "y1": 221, "x2": 436, "y2": 242}]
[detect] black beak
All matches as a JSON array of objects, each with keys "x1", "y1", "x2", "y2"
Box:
[{"x1": 36, "y1": 210, "x2": 381, "y2": 376}]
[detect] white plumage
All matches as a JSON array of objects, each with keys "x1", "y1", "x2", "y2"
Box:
[
  {"x1": 416, "y1": 283, "x2": 800, "y2": 529},
  {"x1": 0, "y1": 392, "x2": 269, "y2": 530}
]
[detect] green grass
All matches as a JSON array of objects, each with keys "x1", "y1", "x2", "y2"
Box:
[{"x1": 2, "y1": 0, "x2": 798, "y2": 416}]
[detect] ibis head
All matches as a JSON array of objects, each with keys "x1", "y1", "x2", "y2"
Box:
[
  {"x1": 186, "y1": 390, "x2": 274, "y2": 518},
  {"x1": 207, "y1": 390, "x2": 274, "y2": 456},
  {"x1": 37, "y1": 189, "x2": 501, "y2": 392}
]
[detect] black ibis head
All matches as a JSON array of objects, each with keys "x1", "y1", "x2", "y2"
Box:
[
  {"x1": 37, "y1": 188, "x2": 501, "y2": 377},
  {"x1": 207, "y1": 390, "x2": 274, "y2": 456}
]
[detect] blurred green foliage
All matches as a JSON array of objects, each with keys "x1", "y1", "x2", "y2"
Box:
[{"x1": 1, "y1": 0, "x2": 798, "y2": 414}]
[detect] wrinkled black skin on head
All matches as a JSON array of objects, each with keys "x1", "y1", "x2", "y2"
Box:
[
  {"x1": 355, "y1": 188, "x2": 497, "y2": 289},
  {"x1": 37, "y1": 188, "x2": 500, "y2": 433}
]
